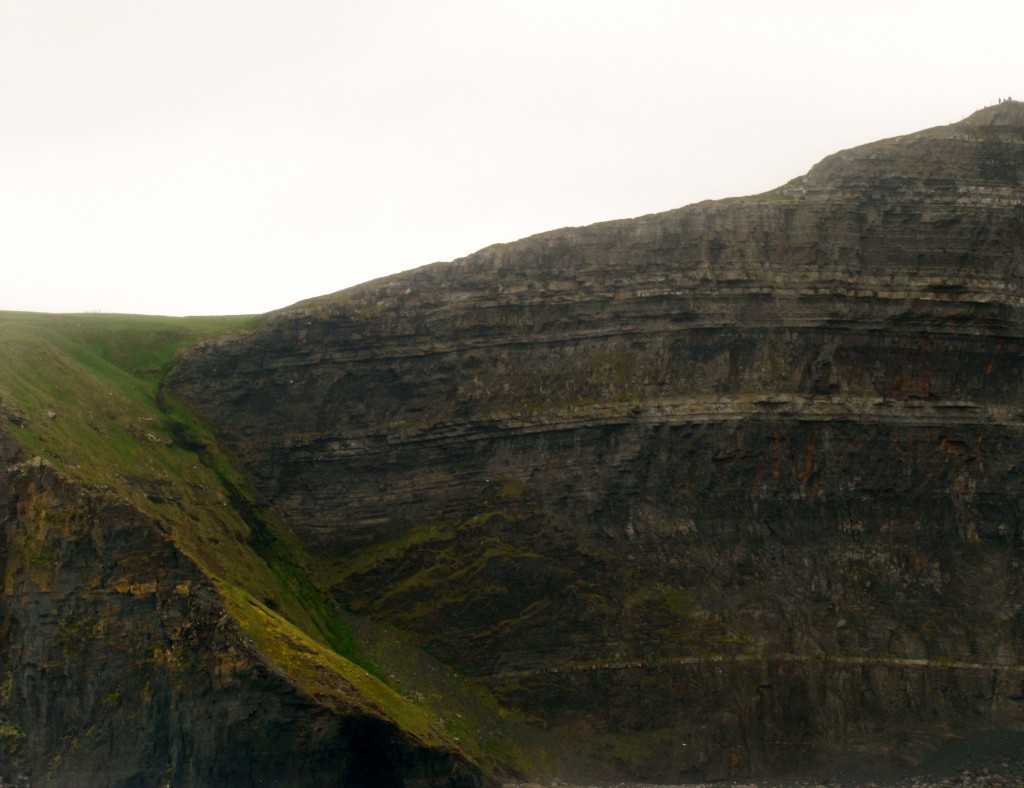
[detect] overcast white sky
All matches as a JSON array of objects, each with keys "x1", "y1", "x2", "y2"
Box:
[{"x1": 1, "y1": 1, "x2": 1021, "y2": 316}]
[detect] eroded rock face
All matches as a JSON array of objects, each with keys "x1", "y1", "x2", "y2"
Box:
[
  {"x1": 0, "y1": 438, "x2": 484, "y2": 787},
  {"x1": 169, "y1": 102, "x2": 1024, "y2": 781}
]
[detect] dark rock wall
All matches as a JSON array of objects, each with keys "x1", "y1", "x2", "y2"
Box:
[
  {"x1": 0, "y1": 443, "x2": 483, "y2": 787},
  {"x1": 168, "y1": 103, "x2": 1024, "y2": 780}
]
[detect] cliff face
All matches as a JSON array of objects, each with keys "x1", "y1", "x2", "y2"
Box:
[
  {"x1": 0, "y1": 454, "x2": 490, "y2": 787},
  {"x1": 168, "y1": 101, "x2": 1024, "y2": 781}
]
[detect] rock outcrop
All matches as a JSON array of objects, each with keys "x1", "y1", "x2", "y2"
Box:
[
  {"x1": 0, "y1": 451, "x2": 484, "y2": 786},
  {"x1": 168, "y1": 102, "x2": 1024, "y2": 782}
]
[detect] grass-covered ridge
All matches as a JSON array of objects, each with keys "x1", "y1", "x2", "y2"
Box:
[{"x1": 0, "y1": 310, "x2": 534, "y2": 777}]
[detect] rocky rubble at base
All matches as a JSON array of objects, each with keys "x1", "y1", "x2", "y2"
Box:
[
  {"x1": 504, "y1": 735, "x2": 1024, "y2": 787},
  {"x1": 507, "y1": 768, "x2": 1024, "y2": 788}
]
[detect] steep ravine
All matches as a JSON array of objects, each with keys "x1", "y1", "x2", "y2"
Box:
[
  {"x1": 168, "y1": 102, "x2": 1024, "y2": 782},
  {"x1": 0, "y1": 315, "x2": 497, "y2": 786}
]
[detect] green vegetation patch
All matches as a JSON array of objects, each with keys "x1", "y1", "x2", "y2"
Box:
[
  {"x1": 0, "y1": 719, "x2": 25, "y2": 740},
  {"x1": 218, "y1": 582, "x2": 462, "y2": 753}
]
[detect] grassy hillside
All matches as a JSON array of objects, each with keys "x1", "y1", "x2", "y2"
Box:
[{"x1": 0, "y1": 310, "x2": 540, "y2": 778}]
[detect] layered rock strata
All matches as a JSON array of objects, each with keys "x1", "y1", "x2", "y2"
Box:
[{"x1": 169, "y1": 102, "x2": 1024, "y2": 781}]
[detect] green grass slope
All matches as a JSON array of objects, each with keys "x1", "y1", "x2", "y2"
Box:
[{"x1": 0, "y1": 310, "x2": 539, "y2": 779}]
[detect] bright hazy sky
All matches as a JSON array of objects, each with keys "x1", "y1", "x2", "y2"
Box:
[{"x1": 1, "y1": 1, "x2": 1021, "y2": 316}]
